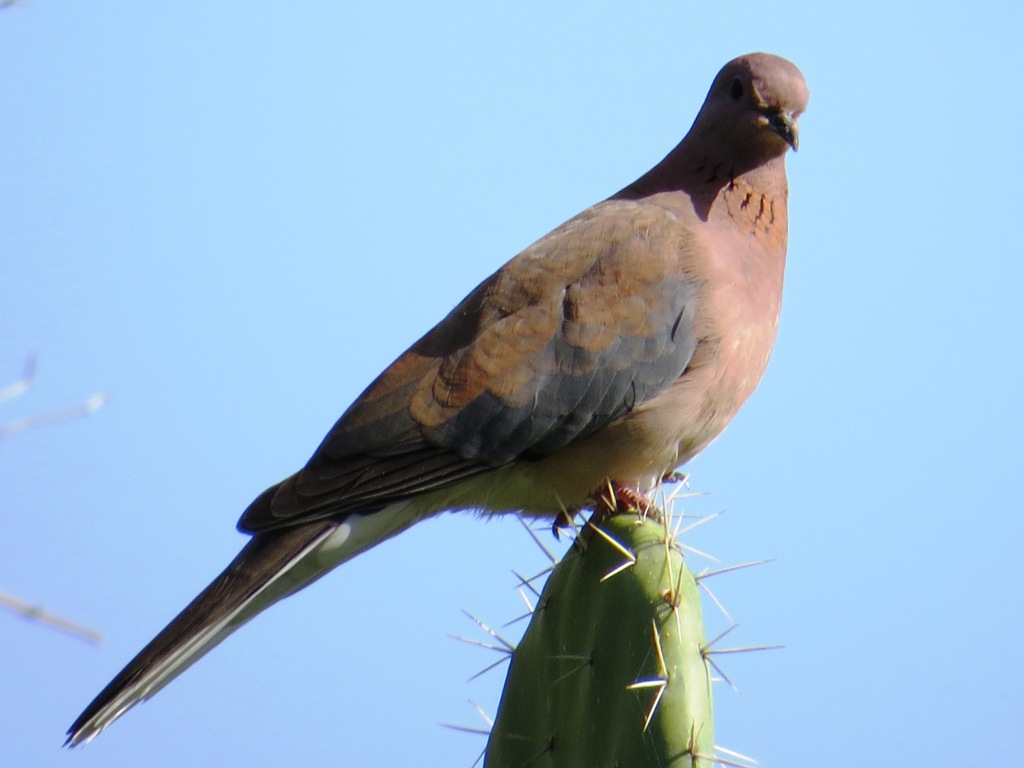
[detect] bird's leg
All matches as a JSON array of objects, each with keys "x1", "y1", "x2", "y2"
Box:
[
  {"x1": 614, "y1": 482, "x2": 658, "y2": 516},
  {"x1": 660, "y1": 470, "x2": 689, "y2": 487},
  {"x1": 591, "y1": 480, "x2": 662, "y2": 525},
  {"x1": 566, "y1": 481, "x2": 666, "y2": 550},
  {"x1": 551, "y1": 507, "x2": 581, "y2": 540}
]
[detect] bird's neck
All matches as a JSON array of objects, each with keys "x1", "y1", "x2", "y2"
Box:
[
  {"x1": 710, "y1": 163, "x2": 790, "y2": 242},
  {"x1": 613, "y1": 142, "x2": 790, "y2": 238}
]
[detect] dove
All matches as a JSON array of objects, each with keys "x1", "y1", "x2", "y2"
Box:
[{"x1": 67, "y1": 52, "x2": 808, "y2": 745}]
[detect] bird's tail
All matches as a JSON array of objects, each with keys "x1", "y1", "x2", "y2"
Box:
[
  {"x1": 66, "y1": 503, "x2": 421, "y2": 746},
  {"x1": 65, "y1": 523, "x2": 337, "y2": 746}
]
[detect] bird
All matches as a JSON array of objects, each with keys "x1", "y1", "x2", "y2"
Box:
[{"x1": 66, "y1": 52, "x2": 808, "y2": 746}]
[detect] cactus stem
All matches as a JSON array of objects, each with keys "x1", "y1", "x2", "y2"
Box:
[
  {"x1": 583, "y1": 523, "x2": 637, "y2": 581},
  {"x1": 661, "y1": 534, "x2": 685, "y2": 599},
  {"x1": 657, "y1": 537, "x2": 688, "y2": 637},
  {"x1": 485, "y1": 511, "x2": 716, "y2": 768},
  {"x1": 628, "y1": 678, "x2": 669, "y2": 689},
  {"x1": 601, "y1": 558, "x2": 637, "y2": 581},
  {"x1": 686, "y1": 723, "x2": 713, "y2": 768},
  {"x1": 549, "y1": 657, "x2": 594, "y2": 686},
  {"x1": 646, "y1": 619, "x2": 670, "y2": 680},
  {"x1": 626, "y1": 620, "x2": 672, "y2": 731},
  {"x1": 636, "y1": 680, "x2": 668, "y2": 732}
]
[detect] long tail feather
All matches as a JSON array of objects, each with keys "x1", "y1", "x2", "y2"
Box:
[
  {"x1": 65, "y1": 522, "x2": 337, "y2": 745},
  {"x1": 67, "y1": 499, "x2": 426, "y2": 746}
]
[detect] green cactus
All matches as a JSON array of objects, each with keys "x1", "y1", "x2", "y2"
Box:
[{"x1": 485, "y1": 510, "x2": 714, "y2": 768}]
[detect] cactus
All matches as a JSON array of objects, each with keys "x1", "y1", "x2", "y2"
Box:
[{"x1": 484, "y1": 510, "x2": 714, "y2": 768}]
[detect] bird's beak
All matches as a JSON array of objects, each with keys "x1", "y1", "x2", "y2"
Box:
[{"x1": 769, "y1": 111, "x2": 799, "y2": 152}]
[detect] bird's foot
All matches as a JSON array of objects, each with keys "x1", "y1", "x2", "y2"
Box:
[
  {"x1": 660, "y1": 470, "x2": 689, "y2": 487},
  {"x1": 551, "y1": 507, "x2": 581, "y2": 540},
  {"x1": 592, "y1": 481, "x2": 663, "y2": 523},
  {"x1": 562, "y1": 482, "x2": 665, "y2": 549},
  {"x1": 572, "y1": 483, "x2": 662, "y2": 551}
]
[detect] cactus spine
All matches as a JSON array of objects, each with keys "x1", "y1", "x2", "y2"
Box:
[{"x1": 485, "y1": 511, "x2": 714, "y2": 768}]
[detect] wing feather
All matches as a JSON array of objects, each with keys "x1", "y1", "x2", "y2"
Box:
[{"x1": 239, "y1": 200, "x2": 701, "y2": 533}]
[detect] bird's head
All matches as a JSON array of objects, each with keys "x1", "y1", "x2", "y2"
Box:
[{"x1": 694, "y1": 53, "x2": 809, "y2": 165}]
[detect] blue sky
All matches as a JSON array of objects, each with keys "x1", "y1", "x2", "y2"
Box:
[{"x1": 3, "y1": 2, "x2": 1023, "y2": 766}]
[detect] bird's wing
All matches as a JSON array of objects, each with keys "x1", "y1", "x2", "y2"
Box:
[{"x1": 240, "y1": 199, "x2": 703, "y2": 532}]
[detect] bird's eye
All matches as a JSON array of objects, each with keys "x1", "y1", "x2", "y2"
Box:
[{"x1": 729, "y1": 77, "x2": 744, "y2": 100}]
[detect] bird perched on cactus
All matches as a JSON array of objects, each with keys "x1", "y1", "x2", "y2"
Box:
[{"x1": 67, "y1": 52, "x2": 807, "y2": 745}]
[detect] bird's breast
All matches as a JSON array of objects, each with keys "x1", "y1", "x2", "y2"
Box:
[
  {"x1": 606, "y1": 203, "x2": 786, "y2": 476},
  {"x1": 417, "y1": 196, "x2": 787, "y2": 519},
  {"x1": 664, "y1": 209, "x2": 786, "y2": 456}
]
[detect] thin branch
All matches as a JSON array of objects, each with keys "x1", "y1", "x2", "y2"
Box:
[
  {"x1": 0, "y1": 354, "x2": 36, "y2": 403},
  {"x1": 0, "y1": 590, "x2": 102, "y2": 644},
  {"x1": 2, "y1": 356, "x2": 107, "y2": 645},
  {"x1": 1, "y1": 355, "x2": 108, "y2": 439},
  {"x1": 0, "y1": 392, "x2": 109, "y2": 439}
]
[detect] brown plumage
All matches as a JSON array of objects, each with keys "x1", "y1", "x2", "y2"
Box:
[{"x1": 67, "y1": 52, "x2": 808, "y2": 745}]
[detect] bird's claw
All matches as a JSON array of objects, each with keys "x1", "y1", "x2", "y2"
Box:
[
  {"x1": 551, "y1": 508, "x2": 578, "y2": 540},
  {"x1": 660, "y1": 470, "x2": 689, "y2": 487}
]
